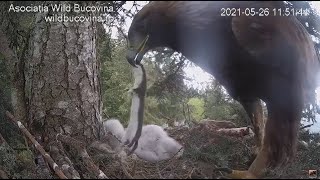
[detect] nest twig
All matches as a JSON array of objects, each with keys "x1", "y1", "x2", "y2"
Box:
[
  {"x1": 56, "y1": 134, "x2": 109, "y2": 179},
  {"x1": 6, "y1": 111, "x2": 68, "y2": 179}
]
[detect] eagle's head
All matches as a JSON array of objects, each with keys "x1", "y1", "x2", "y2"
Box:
[{"x1": 126, "y1": 2, "x2": 173, "y2": 67}]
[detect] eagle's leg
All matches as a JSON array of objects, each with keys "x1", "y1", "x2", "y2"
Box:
[
  {"x1": 225, "y1": 83, "x2": 302, "y2": 179},
  {"x1": 239, "y1": 98, "x2": 265, "y2": 154},
  {"x1": 223, "y1": 98, "x2": 267, "y2": 179}
]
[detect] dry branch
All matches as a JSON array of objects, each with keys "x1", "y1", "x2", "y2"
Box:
[
  {"x1": 5, "y1": 111, "x2": 68, "y2": 179},
  {"x1": 56, "y1": 134, "x2": 108, "y2": 179},
  {"x1": 300, "y1": 123, "x2": 314, "y2": 130},
  {"x1": 200, "y1": 119, "x2": 237, "y2": 129},
  {"x1": 49, "y1": 142, "x2": 81, "y2": 179},
  {"x1": 216, "y1": 127, "x2": 254, "y2": 138},
  {"x1": 34, "y1": 136, "x2": 53, "y2": 178}
]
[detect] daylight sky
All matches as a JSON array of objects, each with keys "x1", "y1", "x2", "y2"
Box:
[{"x1": 109, "y1": 1, "x2": 320, "y2": 132}]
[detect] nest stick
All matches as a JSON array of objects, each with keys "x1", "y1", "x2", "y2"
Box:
[
  {"x1": 5, "y1": 111, "x2": 68, "y2": 179},
  {"x1": 56, "y1": 134, "x2": 108, "y2": 179}
]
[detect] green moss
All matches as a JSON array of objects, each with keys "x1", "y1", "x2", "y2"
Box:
[
  {"x1": 0, "y1": 143, "x2": 18, "y2": 176},
  {"x1": 16, "y1": 150, "x2": 36, "y2": 169}
]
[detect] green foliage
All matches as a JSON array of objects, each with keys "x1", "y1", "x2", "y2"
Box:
[
  {"x1": 16, "y1": 150, "x2": 36, "y2": 170},
  {"x1": 144, "y1": 96, "x2": 162, "y2": 125},
  {"x1": 146, "y1": 49, "x2": 187, "y2": 98},
  {"x1": 100, "y1": 37, "x2": 133, "y2": 124},
  {"x1": 200, "y1": 81, "x2": 249, "y2": 126},
  {"x1": 187, "y1": 97, "x2": 205, "y2": 121}
]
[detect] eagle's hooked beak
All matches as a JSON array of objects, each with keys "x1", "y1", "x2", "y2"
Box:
[
  {"x1": 126, "y1": 49, "x2": 139, "y2": 67},
  {"x1": 126, "y1": 35, "x2": 150, "y2": 67}
]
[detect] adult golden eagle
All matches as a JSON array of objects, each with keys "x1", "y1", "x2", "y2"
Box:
[{"x1": 125, "y1": 1, "x2": 320, "y2": 179}]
